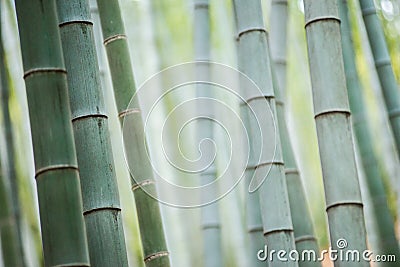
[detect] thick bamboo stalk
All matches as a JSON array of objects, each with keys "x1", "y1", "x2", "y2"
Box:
[
  {"x1": 95, "y1": 1, "x2": 170, "y2": 266},
  {"x1": 270, "y1": 1, "x2": 320, "y2": 266},
  {"x1": 194, "y1": 1, "x2": 223, "y2": 267},
  {"x1": 338, "y1": 0, "x2": 400, "y2": 264},
  {"x1": 0, "y1": 5, "x2": 25, "y2": 265},
  {"x1": 13, "y1": 0, "x2": 90, "y2": 266},
  {"x1": 233, "y1": 0, "x2": 297, "y2": 266},
  {"x1": 55, "y1": 1, "x2": 129, "y2": 266},
  {"x1": 303, "y1": 1, "x2": 368, "y2": 265},
  {"x1": 358, "y1": 0, "x2": 400, "y2": 157}
]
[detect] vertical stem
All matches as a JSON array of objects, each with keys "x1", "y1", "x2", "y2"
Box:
[
  {"x1": 95, "y1": 1, "x2": 171, "y2": 266},
  {"x1": 0, "y1": 3, "x2": 25, "y2": 265},
  {"x1": 233, "y1": 0, "x2": 297, "y2": 266},
  {"x1": 194, "y1": 1, "x2": 223, "y2": 267},
  {"x1": 358, "y1": 0, "x2": 400, "y2": 157},
  {"x1": 270, "y1": 1, "x2": 320, "y2": 266},
  {"x1": 13, "y1": 0, "x2": 90, "y2": 266},
  {"x1": 338, "y1": 0, "x2": 400, "y2": 264},
  {"x1": 303, "y1": 1, "x2": 368, "y2": 266},
  {"x1": 55, "y1": 1, "x2": 129, "y2": 266}
]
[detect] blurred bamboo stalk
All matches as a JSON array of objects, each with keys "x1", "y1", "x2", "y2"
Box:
[
  {"x1": 269, "y1": 1, "x2": 320, "y2": 266},
  {"x1": 0, "y1": 3, "x2": 25, "y2": 264},
  {"x1": 338, "y1": 0, "x2": 400, "y2": 264},
  {"x1": 194, "y1": 1, "x2": 223, "y2": 267},
  {"x1": 55, "y1": 1, "x2": 129, "y2": 266},
  {"x1": 95, "y1": 0, "x2": 171, "y2": 266},
  {"x1": 13, "y1": 0, "x2": 90, "y2": 265},
  {"x1": 358, "y1": 0, "x2": 400, "y2": 158},
  {"x1": 233, "y1": 0, "x2": 297, "y2": 266},
  {"x1": 303, "y1": 0, "x2": 368, "y2": 265}
]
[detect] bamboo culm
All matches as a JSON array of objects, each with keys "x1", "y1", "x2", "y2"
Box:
[
  {"x1": 233, "y1": 0, "x2": 297, "y2": 266},
  {"x1": 194, "y1": 1, "x2": 223, "y2": 267},
  {"x1": 358, "y1": 0, "x2": 400, "y2": 157},
  {"x1": 269, "y1": 1, "x2": 320, "y2": 266},
  {"x1": 303, "y1": 1, "x2": 368, "y2": 265},
  {"x1": 56, "y1": 1, "x2": 129, "y2": 266},
  {"x1": 95, "y1": 0, "x2": 171, "y2": 266},
  {"x1": 0, "y1": 4, "x2": 25, "y2": 265},
  {"x1": 14, "y1": 0, "x2": 90, "y2": 266},
  {"x1": 338, "y1": 0, "x2": 400, "y2": 264}
]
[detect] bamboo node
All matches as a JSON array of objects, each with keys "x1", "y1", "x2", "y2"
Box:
[
  {"x1": 326, "y1": 200, "x2": 363, "y2": 211},
  {"x1": 194, "y1": 2, "x2": 209, "y2": 9},
  {"x1": 103, "y1": 34, "x2": 127, "y2": 46},
  {"x1": 237, "y1": 27, "x2": 268, "y2": 40},
  {"x1": 59, "y1": 20, "x2": 93, "y2": 28},
  {"x1": 202, "y1": 223, "x2": 220, "y2": 230},
  {"x1": 71, "y1": 113, "x2": 108, "y2": 122},
  {"x1": 144, "y1": 251, "x2": 170, "y2": 263},
  {"x1": 246, "y1": 160, "x2": 284, "y2": 170},
  {"x1": 314, "y1": 108, "x2": 350, "y2": 119},
  {"x1": 272, "y1": 0, "x2": 288, "y2": 5},
  {"x1": 361, "y1": 7, "x2": 376, "y2": 17},
  {"x1": 305, "y1": 15, "x2": 341, "y2": 28},
  {"x1": 295, "y1": 235, "x2": 317, "y2": 243},
  {"x1": 118, "y1": 108, "x2": 141, "y2": 118},
  {"x1": 389, "y1": 108, "x2": 400, "y2": 119},
  {"x1": 263, "y1": 227, "x2": 293, "y2": 236},
  {"x1": 83, "y1": 206, "x2": 122, "y2": 216},
  {"x1": 285, "y1": 168, "x2": 299, "y2": 175},
  {"x1": 35, "y1": 164, "x2": 78, "y2": 179},
  {"x1": 375, "y1": 58, "x2": 391, "y2": 68},
  {"x1": 131, "y1": 179, "x2": 155, "y2": 192},
  {"x1": 23, "y1": 68, "x2": 67, "y2": 79},
  {"x1": 245, "y1": 95, "x2": 274, "y2": 104},
  {"x1": 248, "y1": 225, "x2": 263, "y2": 233},
  {"x1": 52, "y1": 262, "x2": 90, "y2": 267}
]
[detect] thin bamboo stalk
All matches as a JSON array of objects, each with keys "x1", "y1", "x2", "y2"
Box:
[
  {"x1": 233, "y1": 0, "x2": 297, "y2": 266},
  {"x1": 55, "y1": 1, "x2": 129, "y2": 266},
  {"x1": 13, "y1": 0, "x2": 90, "y2": 266},
  {"x1": 338, "y1": 0, "x2": 400, "y2": 264},
  {"x1": 303, "y1": 1, "x2": 368, "y2": 265},
  {"x1": 0, "y1": 4, "x2": 24, "y2": 265},
  {"x1": 194, "y1": 1, "x2": 223, "y2": 266},
  {"x1": 270, "y1": 1, "x2": 320, "y2": 266},
  {"x1": 0, "y1": 156, "x2": 21, "y2": 267},
  {"x1": 95, "y1": 1, "x2": 170, "y2": 266},
  {"x1": 358, "y1": 0, "x2": 400, "y2": 157}
]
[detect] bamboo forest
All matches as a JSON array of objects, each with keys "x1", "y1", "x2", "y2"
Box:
[{"x1": 2, "y1": 0, "x2": 400, "y2": 266}]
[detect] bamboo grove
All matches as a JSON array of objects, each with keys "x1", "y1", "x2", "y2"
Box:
[{"x1": 1, "y1": 0, "x2": 400, "y2": 266}]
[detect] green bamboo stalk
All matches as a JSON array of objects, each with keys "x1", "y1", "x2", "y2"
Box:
[
  {"x1": 55, "y1": 1, "x2": 129, "y2": 266},
  {"x1": 194, "y1": 1, "x2": 223, "y2": 266},
  {"x1": 233, "y1": 0, "x2": 297, "y2": 266},
  {"x1": 338, "y1": 0, "x2": 399, "y2": 264},
  {"x1": 0, "y1": 4, "x2": 25, "y2": 265},
  {"x1": 0, "y1": 155, "x2": 21, "y2": 267},
  {"x1": 303, "y1": 1, "x2": 368, "y2": 265},
  {"x1": 358, "y1": 0, "x2": 400, "y2": 157},
  {"x1": 13, "y1": 0, "x2": 90, "y2": 266},
  {"x1": 95, "y1": 1, "x2": 170, "y2": 266},
  {"x1": 270, "y1": 1, "x2": 320, "y2": 266}
]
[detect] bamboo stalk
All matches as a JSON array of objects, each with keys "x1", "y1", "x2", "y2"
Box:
[
  {"x1": 95, "y1": 1, "x2": 170, "y2": 266},
  {"x1": 233, "y1": 0, "x2": 297, "y2": 266},
  {"x1": 303, "y1": 1, "x2": 368, "y2": 265},
  {"x1": 0, "y1": 4, "x2": 25, "y2": 265},
  {"x1": 55, "y1": 1, "x2": 129, "y2": 266},
  {"x1": 270, "y1": 1, "x2": 320, "y2": 266},
  {"x1": 358, "y1": 0, "x2": 400, "y2": 157},
  {"x1": 13, "y1": 0, "x2": 90, "y2": 266},
  {"x1": 194, "y1": 1, "x2": 223, "y2": 266},
  {"x1": 0, "y1": 156, "x2": 22, "y2": 267},
  {"x1": 338, "y1": 0, "x2": 400, "y2": 264}
]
